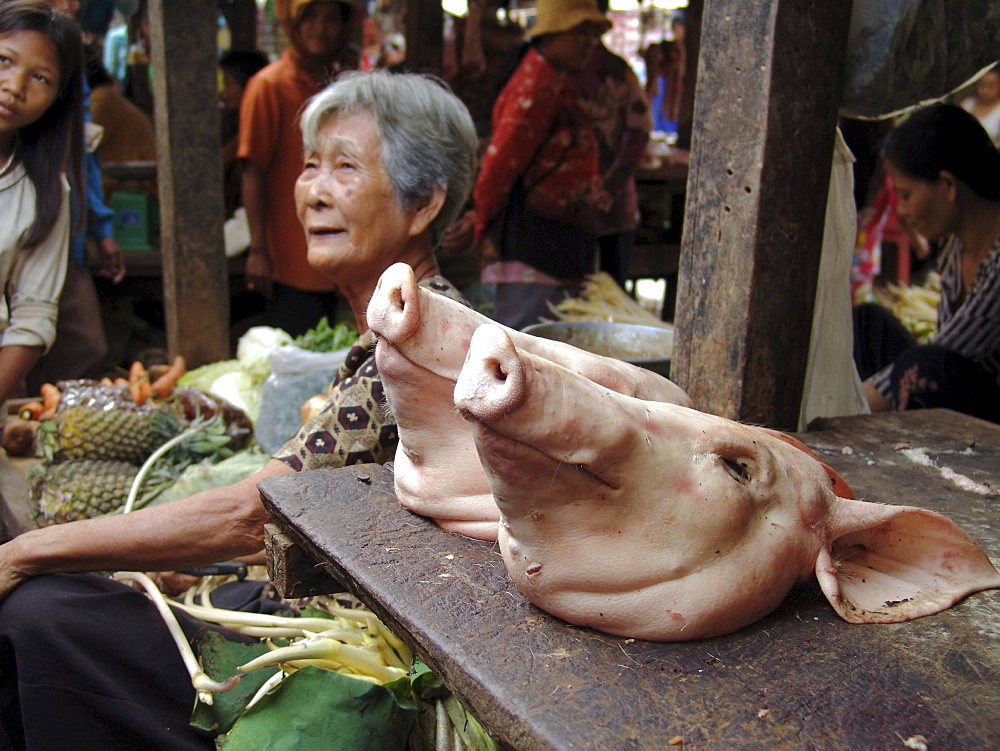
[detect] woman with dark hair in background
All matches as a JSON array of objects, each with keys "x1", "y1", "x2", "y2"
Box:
[{"x1": 853, "y1": 103, "x2": 1000, "y2": 422}]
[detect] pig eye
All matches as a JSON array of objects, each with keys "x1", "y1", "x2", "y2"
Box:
[{"x1": 722, "y1": 457, "x2": 752, "y2": 484}]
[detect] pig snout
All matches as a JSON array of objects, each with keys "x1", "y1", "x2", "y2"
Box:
[
  {"x1": 367, "y1": 262, "x2": 421, "y2": 344},
  {"x1": 455, "y1": 325, "x2": 527, "y2": 423}
]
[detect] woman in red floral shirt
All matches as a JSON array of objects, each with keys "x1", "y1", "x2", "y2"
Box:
[{"x1": 473, "y1": 0, "x2": 611, "y2": 330}]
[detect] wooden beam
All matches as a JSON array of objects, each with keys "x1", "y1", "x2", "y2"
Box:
[
  {"x1": 148, "y1": 0, "x2": 230, "y2": 367},
  {"x1": 672, "y1": 0, "x2": 851, "y2": 428},
  {"x1": 405, "y1": 0, "x2": 443, "y2": 75}
]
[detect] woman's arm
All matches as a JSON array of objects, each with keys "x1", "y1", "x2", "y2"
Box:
[
  {"x1": 863, "y1": 379, "x2": 892, "y2": 412},
  {"x1": 241, "y1": 160, "x2": 273, "y2": 296},
  {"x1": 0, "y1": 345, "x2": 43, "y2": 405},
  {"x1": 0, "y1": 457, "x2": 294, "y2": 601},
  {"x1": 473, "y1": 52, "x2": 561, "y2": 237}
]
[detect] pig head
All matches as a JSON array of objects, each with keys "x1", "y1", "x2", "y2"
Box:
[
  {"x1": 366, "y1": 263, "x2": 692, "y2": 541},
  {"x1": 453, "y1": 324, "x2": 1000, "y2": 641}
]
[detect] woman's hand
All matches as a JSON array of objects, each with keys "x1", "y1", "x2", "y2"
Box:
[
  {"x1": 143, "y1": 571, "x2": 200, "y2": 597},
  {"x1": 95, "y1": 236, "x2": 126, "y2": 283},
  {"x1": 0, "y1": 538, "x2": 33, "y2": 603},
  {"x1": 439, "y1": 210, "x2": 477, "y2": 257},
  {"x1": 244, "y1": 243, "x2": 273, "y2": 297},
  {"x1": 864, "y1": 380, "x2": 892, "y2": 412}
]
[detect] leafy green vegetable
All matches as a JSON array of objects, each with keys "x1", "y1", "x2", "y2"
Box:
[
  {"x1": 293, "y1": 317, "x2": 357, "y2": 353},
  {"x1": 145, "y1": 447, "x2": 269, "y2": 507},
  {"x1": 219, "y1": 666, "x2": 416, "y2": 751},
  {"x1": 191, "y1": 631, "x2": 274, "y2": 733},
  {"x1": 238, "y1": 327, "x2": 294, "y2": 383},
  {"x1": 177, "y1": 360, "x2": 243, "y2": 393}
]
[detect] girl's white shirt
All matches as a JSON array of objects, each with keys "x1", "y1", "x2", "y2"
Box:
[{"x1": 0, "y1": 161, "x2": 70, "y2": 352}]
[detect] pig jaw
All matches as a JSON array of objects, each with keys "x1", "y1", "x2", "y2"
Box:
[
  {"x1": 374, "y1": 335, "x2": 500, "y2": 541},
  {"x1": 501, "y1": 520, "x2": 812, "y2": 641}
]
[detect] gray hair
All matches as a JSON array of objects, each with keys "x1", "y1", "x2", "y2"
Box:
[{"x1": 300, "y1": 70, "x2": 478, "y2": 248}]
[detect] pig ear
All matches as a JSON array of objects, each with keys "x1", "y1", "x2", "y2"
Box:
[{"x1": 815, "y1": 498, "x2": 1000, "y2": 624}]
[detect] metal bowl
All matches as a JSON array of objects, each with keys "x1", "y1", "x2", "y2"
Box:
[{"x1": 521, "y1": 321, "x2": 674, "y2": 378}]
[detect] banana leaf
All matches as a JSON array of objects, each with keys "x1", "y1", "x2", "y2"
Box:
[
  {"x1": 191, "y1": 631, "x2": 274, "y2": 733},
  {"x1": 219, "y1": 666, "x2": 416, "y2": 750}
]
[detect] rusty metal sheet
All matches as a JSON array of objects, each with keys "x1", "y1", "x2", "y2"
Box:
[{"x1": 259, "y1": 410, "x2": 1000, "y2": 749}]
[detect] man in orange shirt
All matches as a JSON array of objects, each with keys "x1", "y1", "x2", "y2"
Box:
[{"x1": 238, "y1": 0, "x2": 354, "y2": 336}]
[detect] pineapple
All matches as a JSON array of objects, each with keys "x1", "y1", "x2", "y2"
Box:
[
  {"x1": 30, "y1": 460, "x2": 139, "y2": 524},
  {"x1": 36, "y1": 405, "x2": 182, "y2": 464}
]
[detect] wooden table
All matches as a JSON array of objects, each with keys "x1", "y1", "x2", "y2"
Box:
[{"x1": 260, "y1": 410, "x2": 1000, "y2": 749}]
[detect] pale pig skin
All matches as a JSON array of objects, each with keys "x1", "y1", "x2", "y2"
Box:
[
  {"x1": 367, "y1": 263, "x2": 692, "y2": 541},
  {"x1": 454, "y1": 324, "x2": 1000, "y2": 641}
]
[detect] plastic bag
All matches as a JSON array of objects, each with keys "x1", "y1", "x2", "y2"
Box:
[{"x1": 255, "y1": 344, "x2": 349, "y2": 454}]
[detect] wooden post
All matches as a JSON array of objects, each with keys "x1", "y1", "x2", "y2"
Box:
[
  {"x1": 672, "y1": 0, "x2": 852, "y2": 428},
  {"x1": 148, "y1": 0, "x2": 230, "y2": 367},
  {"x1": 405, "y1": 0, "x2": 443, "y2": 75}
]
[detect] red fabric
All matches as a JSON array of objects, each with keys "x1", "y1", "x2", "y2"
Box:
[{"x1": 473, "y1": 48, "x2": 603, "y2": 242}]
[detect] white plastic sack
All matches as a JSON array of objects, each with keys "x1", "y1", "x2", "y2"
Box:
[
  {"x1": 224, "y1": 207, "x2": 251, "y2": 258},
  {"x1": 798, "y1": 128, "x2": 870, "y2": 431},
  {"x1": 255, "y1": 344, "x2": 350, "y2": 454}
]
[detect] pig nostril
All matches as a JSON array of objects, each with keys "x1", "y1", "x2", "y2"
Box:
[
  {"x1": 493, "y1": 361, "x2": 507, "y2": 382},
  {"x1": 388, "y1": 287, "x2": 403, "y2": 311}
]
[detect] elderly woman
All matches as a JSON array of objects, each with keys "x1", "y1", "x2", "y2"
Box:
[{"x1": 0, "y1": 71, "x2": 477, "y2": 749}]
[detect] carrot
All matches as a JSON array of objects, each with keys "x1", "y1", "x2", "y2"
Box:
[
  {"x1": 149, "y1": 355, "x2": 186, "y2": 399},
  {"x1": 38, "y1": 383, "x2": 61, "y2": 420},
  {"x1": 18, "y1": 401, "x2": 44, "y2": 421},
  {"x1": 128, "y1": 360, "x2": 147, "y2": 385},
  {"x1": 128, "y1": 360, "x2": 149, "y2": 404},
  {"x1": 113, "y1": 377, "x2": 129, "y2": 387}
]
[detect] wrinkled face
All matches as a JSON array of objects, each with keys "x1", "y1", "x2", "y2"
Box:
[
  {"x1": 297, "y1": 1, "x2": 346, "y2": 59},
  {"x1": 454, "y1": 325, "x2": 831, "y2": 640},
  {"x1": 0, "y1": 30, "x2": 61, "y2": 140},
  {"x1": 886, "y1": 161, "x2": 956, "y2": 242},
  {"x1": 296, "y1": 111, "x2": 421, "y2": 281}
]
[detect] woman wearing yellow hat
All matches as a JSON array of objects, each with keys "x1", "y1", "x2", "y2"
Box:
[{"x1": 473, "y1": 0, "x2": 612, "y2": 330}]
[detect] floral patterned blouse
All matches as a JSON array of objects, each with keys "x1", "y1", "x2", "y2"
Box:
[
  {"x1": 473, "y1": 47, "x2": 604, "y2": 239},
  {"x1": 272, "y1": 275, "x2": 466, "y2": 471}
]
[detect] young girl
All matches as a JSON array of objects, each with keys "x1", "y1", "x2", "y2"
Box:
[{"x1": 0, "y1": 0, "x2": 84, "y2": 415}]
